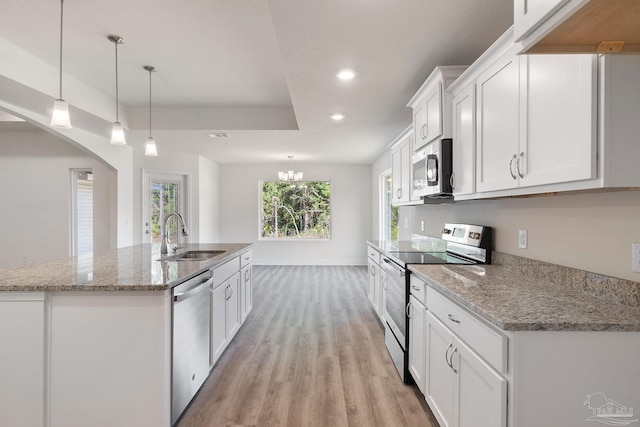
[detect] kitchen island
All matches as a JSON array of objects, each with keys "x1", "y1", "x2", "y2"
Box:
[{"x1": 0, "y1": 243, "x2": 253, "y2": 427}]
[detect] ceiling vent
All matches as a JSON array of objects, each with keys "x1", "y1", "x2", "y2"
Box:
[{"x1": 208, "y1": 133, "x2": 230, "y2": 138}]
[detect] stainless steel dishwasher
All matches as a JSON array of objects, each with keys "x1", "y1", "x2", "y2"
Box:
[{"x1": 172, "y1": 270, "x2": 213, "y2": 425}]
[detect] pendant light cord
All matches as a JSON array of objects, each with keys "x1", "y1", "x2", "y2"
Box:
[
  {"x1": 58, "y1": 0, "x2": 64, "y2": 99},
  {"x1": 114, "y1": 40, "x2": 119, "y2": 122},
  {"x1": 148, "y1": 68, "x2": 152, "y2": 138}
]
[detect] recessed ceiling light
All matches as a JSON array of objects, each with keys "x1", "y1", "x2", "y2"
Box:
[
  {"x1": 337, "y1": 69, "x2": 355, "y2": 80},
  {"x1": 331, "y1": 113, "x2": 345, "y2": 121},
  {"x1": 208, "y1": 132, "x2": 230, "y2": 138}
]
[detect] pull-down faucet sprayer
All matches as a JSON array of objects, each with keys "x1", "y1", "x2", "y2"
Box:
[{"x1": 160, "y1": 212, "x2": 189, "y2": 255}]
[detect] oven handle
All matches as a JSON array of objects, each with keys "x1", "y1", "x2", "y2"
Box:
[{"x1": 382, "y1": 257, "x2": 405, "y2": 276}]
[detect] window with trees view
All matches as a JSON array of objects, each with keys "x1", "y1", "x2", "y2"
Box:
[{"x1": 259, "y1": 181, "x2": 331, "y2": 239}]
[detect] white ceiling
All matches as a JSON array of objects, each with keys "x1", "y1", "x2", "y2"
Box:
[{"x1": 0, "y1": 0, "x2": 513, "y2": 164}]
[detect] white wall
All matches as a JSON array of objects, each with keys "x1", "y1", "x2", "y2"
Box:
[
  {"x1": 0, "y1": 129, "x2": 117, "y2": 268},
  {"x1": 398, "y1": 189, "x2": 640, "y2": 282},
  {"x1": 218, "y1": 163, "x2": 372, "y2": 265}
]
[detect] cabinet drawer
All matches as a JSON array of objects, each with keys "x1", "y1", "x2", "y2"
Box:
[
  {"x1": 409, "y1": 275, "x2": 426, "y2": 306},
  {"x1": 367, "y1": 246, "x2": 380, "y2": 264},
  {"x1": 213, "y1": 257, "x2": 239, "y2": 288},
  {"x1": 240, "y1": 250, "x2": 252, "y2": 268},
  {"x1": 427, "y1": 287, "x2": 507, "y2": 373}
]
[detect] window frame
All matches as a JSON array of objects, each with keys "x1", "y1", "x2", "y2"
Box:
[{"x1": 257, "y1": 180, "x2": 332, "y2": 241}]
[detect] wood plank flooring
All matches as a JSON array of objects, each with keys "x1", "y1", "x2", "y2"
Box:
[{"x1": 176, "y1": 265, "x2": 438, "y2": 427}]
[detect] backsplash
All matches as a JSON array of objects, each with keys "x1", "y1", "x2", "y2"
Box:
[{"x1": 493, "y1": 252, "x2": 640, "y2": 309}]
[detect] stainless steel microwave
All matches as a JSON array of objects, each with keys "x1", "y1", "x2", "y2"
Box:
[{"x1": 412, "y1": 138, "x2": 453, "y2": 199}]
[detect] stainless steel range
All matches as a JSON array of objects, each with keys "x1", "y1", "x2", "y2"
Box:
[{"x1": 381, "y1": 223, "x2": 492, "y2": 383}]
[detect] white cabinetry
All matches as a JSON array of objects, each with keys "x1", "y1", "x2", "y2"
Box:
[
  {"x1": 476, "y1": 45, "x2": 522, "y2": 193},
  {"x1": 425, "y1": 296, "x2": 507, "y2": 427},
  {"x1": 514, "y1": 0, "x2": 575, "y2": 41},
  {"x1": 210, "y1": 255, "x2": 245, "y2": 368},
  {"x1": 367, "y1": 245, "x2": 383, "y2": 321},
  {"x1": 408, "y1": 66, "x2": 467, "y2": 152},
  {"x1": 408, "y1": 286, "x2": 427, "y2": 394},
  {"x1": 450, "y1": 83, "x2": 476, "y2": 197},
  {"x1": 390, "y1": 126, "x2": 414, "y2": 206},
  {"x1": 0, "y1": 293, "x2": 45, "y2": 427},
  {"x1": 240, "y1": 250, "x2": 253, "y2": 322}
]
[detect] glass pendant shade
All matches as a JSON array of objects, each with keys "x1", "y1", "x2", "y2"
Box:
[
  {"x1": 277, "y1": 156, "x2": 303, "y2": 182},
  {"x1": 145, "y1": 136, "x2": 158, "y2": 156},
  {"x1": 51, "y1": 99, "x2": 71, "y2": 128},
  {"x1": 110, "y1": 122, "x2": 126, "y2": 145}
]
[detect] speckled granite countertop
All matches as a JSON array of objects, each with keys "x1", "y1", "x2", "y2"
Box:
[
  {"x1": 0, "y1": 243, "x2": 252, "y2": 292},
  {"x1": 409, "y1": 262, "x2": 640, "y2": 332}
]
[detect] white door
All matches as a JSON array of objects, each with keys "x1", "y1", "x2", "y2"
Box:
[
  {"x1": 453, "y1": 337, "x2": 507, "y2": 427},
  {"x1": 476, "y1": 49, "x2": 521, "y2": 193},
  {"x1": 519, "y1": 54, "x2": 597, "y2": 188},
  {"x1": 426, "y1": 311, "x2": 455, "y2": 427},
  {"x1": 408, "y1": 294, "x2": 427, "y2": 395},
  {"x1": 142, "y1": 171, "x2": 189, "y2": 245},
  {"x1": 452, "y1": 84, "x2": 476, "y2": 196}
]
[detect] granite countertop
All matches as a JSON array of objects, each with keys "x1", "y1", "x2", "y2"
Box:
[
  {"x1": 0, "y1": 243, "x2": 253, "y2": 292},
  {"x1": 409, "y1": 263, "x2": 640, "y2": 332}
]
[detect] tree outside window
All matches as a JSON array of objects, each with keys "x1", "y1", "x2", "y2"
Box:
[{"x1": 259, "y1": 181, "x2": 331, "y2": 239}]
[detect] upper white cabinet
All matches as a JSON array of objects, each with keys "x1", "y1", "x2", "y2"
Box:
[
  {"x1": 391, "y1": 126, "x2": 421, "y2": 206},
  {"x1": 408, "y1": 66, "x2": 467, "y2": 152},
  {"x1": 476, "y1": 45, "x2": 522, "y2": 193},
  {"x1": 450, "y1": 84, "x2": 476, "y2": 197},
  {"x1": 514, "y1": 0, "x2": 575, "y2": 41}
]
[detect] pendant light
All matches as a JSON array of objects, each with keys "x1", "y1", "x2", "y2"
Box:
[
  {"x1": 108, "y1": 35, "x2": 126, "y2": 145},
  {"x1": 50, "y1": 0, "x2": 71, "y2": 129},
  {"x1": 278, "y1": 156, "x2": 303, "y2": 182},
  {"x1": 143, "y1": 65, "x2": 158, "y2": 156}
]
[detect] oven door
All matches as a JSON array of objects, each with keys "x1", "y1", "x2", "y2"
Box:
[{"x1": 381, "y1": 257, "x2": 407, "y2": 348}]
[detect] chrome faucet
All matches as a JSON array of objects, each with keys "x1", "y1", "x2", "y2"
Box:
[{"x1": 161, "y1": 212, "x2": 189, "y2": 255}]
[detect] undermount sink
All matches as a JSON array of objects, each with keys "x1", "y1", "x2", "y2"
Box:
[{"x1": 158, "y1": 250, "x2": 226, "y2": 262}]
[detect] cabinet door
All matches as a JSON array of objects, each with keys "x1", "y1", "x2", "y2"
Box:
[
  {"x1": 453, "y1": 338, "x2": 507, "y2": 427},
  {"x1": 211, "y1": 283, "x2": 227, "y2": 367},
  {"x1": 400, "y1": 139, "x2": 412, "y2": 203},
  {"x1": 452, "y1": 84, "x2": 476, "y2": 196},
  {"x1": 391, "y1": 145, "x2": 404, "y2": 204},
  {"x1": 476, "y1": 51, "x2": 521, "y2": 193},
  {"x1": 425, "y1": 83, "x2": 443, "y2": 144},
  {"x1": 426, "y1": 312, "x2": 455, "y2": 427},
  {"x1": 520, "y1": 54, "x2": 596, "y2": 188},
  {"x1": 408, "y1": 295, "x2": 427, "y2": 395},
  {"x1": 226, "y1": 273, "x2": 241, "y2": 340},
  {"x1": 241, "y1": 265, "x2": 252, "y2": 322},
  {"x1": 368, "y1": 260, "x2": 378, "y2": 313},
  {"x1": 414, "y1": 103, "x2": 428, "y2": 151}
]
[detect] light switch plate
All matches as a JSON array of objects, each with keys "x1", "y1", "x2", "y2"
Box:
[
  {"x1": 632, "y1": 243, "x2": 640, "y2": 273},
  {"x1": 518, "y1": 229, "x2": 527, "y2": 249},
  {"x1": 421, "y1": 221, "x2": 425, "y2": 232}
]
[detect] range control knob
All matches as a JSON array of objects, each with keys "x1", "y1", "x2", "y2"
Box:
[
  {"x1": 469, "y1": 232, "x2": 481, "y2": 240},
  {"x1": 441, "y1": 228, "x2": 452, "y2": 234}
]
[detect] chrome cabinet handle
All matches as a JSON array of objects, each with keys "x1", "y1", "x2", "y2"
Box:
[
  {"x1": 406, "y1": 302, "x2": 412, "y2": 319},
  {"x1": 420, "y1": 124, "x2": 426, "y2": 140},
  {"x1": 450, "y1": 347, "x2": 458, "y2": 373},
  {"x1": 445, "y1": 343, "x2": 454, "y2": 369},
  {"x1": 411, "y1": 285, "x2": 420, "y2": 292},
  {"x1": 447, "y1": 314, "x2": 460, "y2": 324},
  {"x1": 509, "y1": 154, "x2": 517, "y2": 180},
  {"x1": 450, "y1": 172, "x2": 455, "y2": 189},
  {"x1": 396, "y1": 188, "x2": 402, "y2": 199},
  {"x1": 516, "y1": 152, "x2": 525, "y2": 178}
]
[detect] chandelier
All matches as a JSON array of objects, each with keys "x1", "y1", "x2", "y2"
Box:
[{"x1": 278, "y1": 156, "x2": 303, "y2": 183}]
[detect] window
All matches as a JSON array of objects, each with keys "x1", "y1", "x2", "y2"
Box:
[
  {"x1": 259, "y1": 181, "x2": 331, "y2": 239},
  {"x1": 71, "y1": 169, "x2": 93, "y2": 256},
  {"x1": 380, "y1": 170, "x2": 398, "y2": 241},
  {"x1": 142, "y1": 171, "x2": 188, "y2": 245}
]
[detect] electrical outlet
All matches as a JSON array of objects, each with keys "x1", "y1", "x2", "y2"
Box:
[
  {"x1": 404, "y1": 219, "x2": 409, "y2": 228},
  {"x1": 518, "y1": 229, "x2": 527, "y2": 249},
  {"x1": 421, "y1": 221, "x2": 425, "y2": 232},
  {"x1": 632, "y1": 243, "x2": 640, "y2": 273}
]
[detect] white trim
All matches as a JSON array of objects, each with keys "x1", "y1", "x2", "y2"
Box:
[{"x1": 141, "y1": 170, "x2": 190, "y2": 244}]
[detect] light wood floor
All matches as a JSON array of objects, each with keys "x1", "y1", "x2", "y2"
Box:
[{"x1": 177, "y1": 265, "x2": 438, "y2": 427}]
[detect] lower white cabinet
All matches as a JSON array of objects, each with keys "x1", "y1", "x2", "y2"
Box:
[
  {"x1": 211, "y1": 271, "x2": 241, "y2": 367},
  {"x1": 408, "y1": 293, "x2": 427, "y2": 394},
  {"x1": 426, "y1": 311, "x2": 507, "y2": 427},
  {"x1": 241, "y1": 264, "x2": 253, "y2": 322}
]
